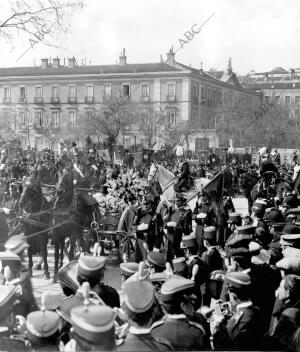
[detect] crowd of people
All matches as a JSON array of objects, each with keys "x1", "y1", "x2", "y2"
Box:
[{"x1": 0, "y1": 144, "x2": 299, "y2": 350}]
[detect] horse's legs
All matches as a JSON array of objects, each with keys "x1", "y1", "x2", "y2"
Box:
[
  {"x1": 59, "y1": 240, "x2": 64, "y2": 268},
  {"x1": 41, "y1": 236, "x2": 50, "y2": 279},
  {"x1": 27, "y1": 245, "x2": 33, "y2": 277}
]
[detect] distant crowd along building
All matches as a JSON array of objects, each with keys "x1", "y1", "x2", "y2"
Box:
[
  {"x1": 240, "y1": 66, "x2": 300, "y2": 118},
  {"x1": 0, "y1": 48, "x2": 262, "y2": 152}
]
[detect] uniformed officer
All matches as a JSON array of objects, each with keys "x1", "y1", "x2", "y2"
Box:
[
  {"x1": 212, "y1": 271, "x2": 267, "y2": 350},
  {"x1": 151, "y1": 276, "x2": 206, "y2": 350},
  {"x1": 1, "y1": 182, "x2": 20, "y2": 221},
  {"x1": 118, "y1": 278, "x2": 173, "y2": 351},
  {"x1": 166, "y1": 193, "x2": 192, "y2": 261},
  {"x1": 76, "y1": 255, "x2": 120, "y2": 308}
]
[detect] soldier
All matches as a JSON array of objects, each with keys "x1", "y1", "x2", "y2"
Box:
[
  {"x1": 212, "y1": 271, "x2": 267, "y2": 350},
  {"x1": 151, "y1": 276, "x2": 206, "y2": 350},
  {"x1": 166, "y1": 193, "x2": 192, "y2": 261},
  {"x1": 1, "y1": 182, "x2": 20, "y2": 221},
  {"x1": 118, "y1": 278, "x2": 173, "y2": 351}
]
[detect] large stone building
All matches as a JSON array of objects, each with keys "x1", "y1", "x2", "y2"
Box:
[{"x1": 0, "y1": 50, "x2": 262, "y2": 151}]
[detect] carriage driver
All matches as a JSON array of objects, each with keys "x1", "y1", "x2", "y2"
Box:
[{"x1": 135, "y1": 194, "x2": 164, "y2": 263}]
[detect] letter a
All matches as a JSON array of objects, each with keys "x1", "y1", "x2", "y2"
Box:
[
  {"x1": 179, "y1": 38, "x2": 189, "y2": 49},
  {"x1": 29, "y1": 38, "x2": 39, "y2": 49}
]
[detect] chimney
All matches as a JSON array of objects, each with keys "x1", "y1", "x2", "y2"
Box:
[
  {"x1": 119, "y1": 48, "x2": 127, "y2": 65},
  {"x1": 52, "y1": 57, "x2": 60, "y2": 68},
  {"x1": 166, "y1": 47, "x2": 175, "y2": 64},
  {"x1": 68, "y1": 57, "x2": 76, "y2": 68},
  {"x1": 41, "y1": 58, "x2": 49, "y2": 69}
]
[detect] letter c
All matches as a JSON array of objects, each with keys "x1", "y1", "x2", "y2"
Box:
[{"x1": 191, "y1": 24, "x2": 201, "y2": 34}]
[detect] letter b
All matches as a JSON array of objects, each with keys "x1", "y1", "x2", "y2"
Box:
[{"x1": 184, "y1": 31, "x2": 194, "y2": 41}]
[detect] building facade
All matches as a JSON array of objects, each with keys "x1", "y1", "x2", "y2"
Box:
[{"x1": 0, "y1": 50, "x2": 262, "y2": 151}]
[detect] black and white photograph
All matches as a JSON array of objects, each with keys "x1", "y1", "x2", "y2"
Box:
[{"x1": 0, "y1": 0, "x2": 299, "y2": 350}]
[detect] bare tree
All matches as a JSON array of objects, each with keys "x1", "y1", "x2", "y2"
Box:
[
  {"x1": 0, "y1": 0, "x2": 84, "y2": 46},
  {"x1": 165, "y1": 120, "x2": 200, "y2": 150}
]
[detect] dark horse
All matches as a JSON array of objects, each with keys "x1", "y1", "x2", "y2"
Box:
[
  {"x1": 239, "y1": 172, "x2": 260, "y2": 214},
  {"x1": 18, "y1": 170, "x2": 51, "y2": 279},
  {"x1": 51, "y1": 162, "x2": 93, "y2": 282}
]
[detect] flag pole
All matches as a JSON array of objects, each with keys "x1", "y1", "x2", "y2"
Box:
[{"x1": 185, "y1": 162, "x2": 232, "y2": 204}]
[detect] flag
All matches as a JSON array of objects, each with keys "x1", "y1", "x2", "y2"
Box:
[{"x1": 202, "y1": 165, "x2": 232, "y2": 199}]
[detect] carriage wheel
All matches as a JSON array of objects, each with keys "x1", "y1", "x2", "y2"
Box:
[{"x1": 117, "y1": 207, "x2": 137, "y2": 262}]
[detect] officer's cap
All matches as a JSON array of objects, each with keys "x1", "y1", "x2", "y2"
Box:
[
  {"x1": 137, "y1": 223, "x2": 149, "y2": 232},
  {"x1": 120, "y1": 262, "x2": 139, "y2": 278},
  {"x1": 281, "y1": 224, "x2": 300, "y2": 241},
  {"x1": 0, "y1": 251, "x2": 21, "y2": 275},
  {"x1": 26, "y1": 310, "x2": 61, "y2": 345},
  {"x1": 71, "y1": 305, "x2": 115, "y2": 347},
  {"x1": 267, "y1": 208, "x2": 285, "y2": 225},
  {"x1": 252, "y1": 200, "x2": 267, "y2": 213},
  {"x1": 251, "y1": 248, "x2": 271, "y2": 265},
  {"x1": 196, "y1": 213, "x2": 207, "y2": 220},
  {"x1": 227, "y1": 235, "x2": 251, "y2": 249},
  {"x1": 78, "y1": 255, "x2": 106, "y2": 279},
  {"x1": 160, "y1": 276, "x2": 195, "y2": 302},
  {"x1": 203, "y1": 226, "x2": 216, "y2": 240},
  {"x1": 228, "y1": 212, "x2": 242, "y2": 224},
  {"x1": 236, "y1": 225, "x2": 256, "y2": 236},
  {"x1": 230, "y1": 247, "x2": 251, "y2": 261},
  {"x1": 276, "y1": 257, "x2": 300, "y2": 272},
  {"x1": 172, "y1": 257, "x2": 186, "y2": 273},
  {"x1": 226, "y1": 272, "x2": 251, "y2": 289},
  {"x1": 123, "y1": 279, "x2": 155, "y2": 313},
  {"x1": 4, "y1": 233, "x2": 29, "y2": 255},
  {"x1": 147, "y1": 251, "x2": 166, "y2": 268},
  {"x1": 181, "y1": 234, "x2": 197, "y2": 248}
]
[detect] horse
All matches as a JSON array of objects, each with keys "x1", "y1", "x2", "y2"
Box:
[
  {"x1": 147, "y1": 163, "x2": 210, "y2": 210},
  {"x1": 18, "y1": 172, "x2": 51, "y2": 279},
  {"x1": 51, "y1": 164, "x2": 93, "y2": 282}
]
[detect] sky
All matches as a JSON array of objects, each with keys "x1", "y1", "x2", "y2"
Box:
[{"x1": 1, "y1": 0, "x2": 300, "y2": 75}]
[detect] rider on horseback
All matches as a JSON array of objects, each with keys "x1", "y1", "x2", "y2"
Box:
[{"x1": 174, "y1": 161, "x2": 194, "y2": 193}]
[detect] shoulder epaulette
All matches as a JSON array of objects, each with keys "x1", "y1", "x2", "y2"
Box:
[{"x1": 188, "y1": 320, "x2": 206, "y2": 335}]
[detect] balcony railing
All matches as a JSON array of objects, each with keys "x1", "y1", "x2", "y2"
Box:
[
  {"x1": 2, "y1": 98, "x2": 10, "y2": 104},
  {"x1": 18, "y1": 97, "x2": 26, "y2": 103},
  {"x1": 166, "y1": 95, "x2": 176, "y2": 102},
  {"x1": 51, "y1": 97, "x2": 60, "y2": 104},
  {"x1": 68, "y1": 97, "x2": 77, "y2": 104},
  {"x1": 85, "y1": 96, "x2": 94, "y2": 103},
  {"x1": 34, "y1": 97, "x2": 43, "y2": 104}
]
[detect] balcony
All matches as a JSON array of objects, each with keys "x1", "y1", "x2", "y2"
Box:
[
  {"x1": 141, "y1": 96, "x2": 150, "y2": 102},
  {"x1": 85, "y1": 96, "x2": 94, "y2": 104},
  {"x1": 166, "y1": 95, "x2": 176, "y2": 102},
  {"x1": 34, "y1": 97, "x2": 43, "y2": 104},
  {"x1": 51, "y1": 97, "x2": 60, "y2": 104},
  {"x1": 2, "y1": 98, "x2": 10, "y2": 104},
  {"x1": 68, "y1": 97, "x2": 77, "y2": 104},
  {"x1": 18, "y1": 97, "x2": 26, "y2": 104}
]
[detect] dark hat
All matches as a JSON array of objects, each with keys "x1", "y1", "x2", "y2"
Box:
[
  {"x1": 123, "y1": 279, "x2": 155, "y2": 313},
  {"x1": 267, "y1": 208, "x2": 285, "y2": 225},
  {"x1": 283, "y1": 194, "x2": 298, "y2": 209},
  {"x1": 4, "y1": 233, "x2": 29, "y2": 255},
  {"x1": 0, "y1": 251, "x2": 21, "y2": 276},
  {"x1": 120, "y1": 262, "x2": 139, "y2": 278},
  {"x1": 228, "y1": 212, "x2": 242, "y2": 224},
  {"x1": 160, "y1": 276, "x2": 195, "y2": 303},
  {"x1": 147, "y1": 251, "x2": 166, "y2": 268},
  {"x1": 0, "y1": 285, "x2": 16, "y2": 322},
  {"x1": 236, "y1": 225, "x2": 256, "y2": 236},
  {"x1": 230, "y1": 247, "x2": 251, "y2": 259},
  {"x1": 227, "y1": 235, "x2": 251, "y2": 248},
  {"x1": 78, "y1": 255, "x2": 106, "y2": 279},
  {"x1": 252, "y1": 200, "x2": 267, "y2": 213},
  {"x1": 26, "y1": 310, "x2": 61, "y2": 345},
  {"x1": 226, "y1": 271, "x2": 251, "y2": 289},
  {"x1": 172, "y1": 257, "x2": 186, "y2": 273},
  {"x1": 71, "y1": 305, "x2": 115, "y2": 348},
  {"x1": 281, "y1": 224, "x2": 300, "y2": 241},
  {"x1": 203, "y1": 226, "x2": 217, "y2": 240},
  {"x1": 181, "y1": 235, "x2": 197, "y2": 248}
]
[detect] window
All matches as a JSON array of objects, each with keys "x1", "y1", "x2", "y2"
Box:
[
  {"x1": 19, "y1": 111, "x2": 26, "y2": 125},
  {"x1": 141, "y1": 84, "x2": 149, "y2": 97},
  {"x1": 35, "y1": 86, "x2": 42, "y2": 98},
  {"x1": 122, "y1": 84, "x2": 130, "y2": 98},
  {"x1": 285, "y1": 96, "x2": 291, "y2": 104},
  {"x1": 275, "y1": 96, "x2": 280, "y2": 104},
  {"x1": 104, "y1": 84, "x2": 111, "y2": 98},
  {"x1": 19, "y1": 87, "x2": 26, "y2": 102},
  {"x1": 86, "y1": 85, "x2": 93, "y2": 98},
  {"x1": 68, "y1": 85, "x2": 76, "y2": 98},
  {"x1": 201, "y1": 87, "x2": 204, "y2": 98},
  {"x1": 168, "y1": 83, "x2": 176, "y2": 97},
  {"x1": 69, "y1": 111, "x2": 76, "y2": 126},
  {"x1": 52, "y1": 111, "x2": 59, "y2": 127},
  {"x1": 168, "y1": 111, "x2": 176, "y2": 125},
  {"x1": 192, "y1": 110, "x2": 197, "y2": 121},
  {"x1": 295, "y1": 96, "x2": 300, "y2": 104},
  {"x1": 52, "y1": 86, "x2": 58, "y2": 98},
  {"x1": 4, "y1": 87, "x2": 10, "y2": 100},
  {"x1": 35, "y1": 111, "x2": 43, "y2": 127}
]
